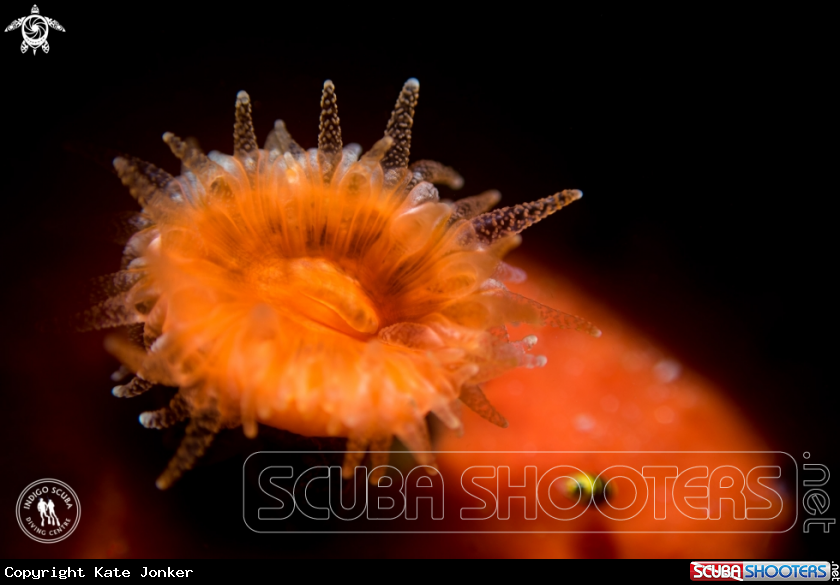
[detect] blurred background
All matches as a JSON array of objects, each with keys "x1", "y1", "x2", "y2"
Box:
[{"x1": 0, "y1": 5, "x2": 834, "y2": 558}]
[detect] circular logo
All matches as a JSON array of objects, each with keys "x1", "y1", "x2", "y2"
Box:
[
  {"x1": 15, "y1": 479, "x2": 81, "y2": 543},
  {"x1": 22, "y1": 15, "x2": 48, "y2": 49}
]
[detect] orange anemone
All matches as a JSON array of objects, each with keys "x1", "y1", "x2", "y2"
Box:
[{"x1": 88, "y1": 80, "x2": 598, "y2": 488}]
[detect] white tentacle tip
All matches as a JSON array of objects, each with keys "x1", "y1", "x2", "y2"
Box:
[
  {"x1": 236, "y1": 90, "x2": 250, "y2": 103},
  {"x1": 139, "y1": 412, "x2": 154, "y2": 428},
  {"x1": 405, "y1": 78, "x2": 420, "y2": 88},
  {"x1": 112, "y1": 385, "x2": 126, "y2": 398}
]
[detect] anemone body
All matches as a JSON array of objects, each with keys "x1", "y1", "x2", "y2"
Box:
[{"x1": 93, "y1": 79, "x2": 597, "y2": 488}]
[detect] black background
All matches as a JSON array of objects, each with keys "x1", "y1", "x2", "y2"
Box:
[{"x1": 0, "y1": 5, "x2": 834, "y2": 558}]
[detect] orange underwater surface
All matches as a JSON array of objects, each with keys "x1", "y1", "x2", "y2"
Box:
[{"x1": 430, "y1": 253, "x2": 792, "y2": 558}]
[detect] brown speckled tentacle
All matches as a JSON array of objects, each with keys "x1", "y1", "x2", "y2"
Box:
[
  {"x1": 112, "y1": 376, "x2": 154, "y2": 398},
  {"x1": 459, "y1": 385, "x2": 509, "y2": 428},
  {"x1": 155, "y1": 404, "x2": 222, "y2": 490},
  {"x1": 233, "y1": 91, "x2": 259, "y2": 160},
  {"x1": 470, "y1": 189, "x2": 582, "y2": 244},
  {"x1": 382, "y1": 78, "x2": 419, "y2": 170},
  {"x1": 408, "y1": 160, "x2": 463, "y2": 190},
  {"x1": 139, "y1": 393, "x2": 190, "y2": 429}
]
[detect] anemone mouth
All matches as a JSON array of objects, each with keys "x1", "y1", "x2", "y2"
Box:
[
  {"x1": 250, "y1": 257, "x2": 380, "y2": 338},
  {"x1": 91, "y1": 79, "x2": 597, "y2": 489}
]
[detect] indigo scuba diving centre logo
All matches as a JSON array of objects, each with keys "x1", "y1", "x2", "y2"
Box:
[{"x1": 16, "y1": 478, "x2": 81, "y2": 543}]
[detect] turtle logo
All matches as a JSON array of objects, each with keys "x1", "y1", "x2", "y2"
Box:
[{"x1": 4, "y1": 5, "x2": 64, "y2": 54}]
